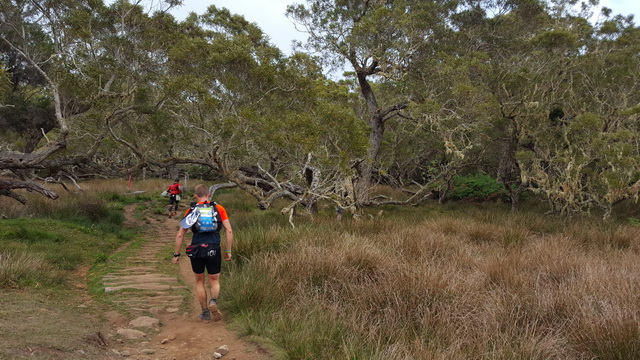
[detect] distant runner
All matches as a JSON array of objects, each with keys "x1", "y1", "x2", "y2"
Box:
[{"x1": 166, "y1": 178, "x2": 182, "y2": 218}]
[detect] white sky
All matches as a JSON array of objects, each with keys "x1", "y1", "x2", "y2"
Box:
[
  {"x1": 170, "y1": 0, "x2": 306, "y2": 55},
  {"x1": 601, "y1": 0, "x2": 640, "y2": 18},
  {"x1": 169, "y1": 0, "x2": 640, "y2": 55},
  {"x1": 111, "y1": 0, "x2": 639, "y2": 56}
]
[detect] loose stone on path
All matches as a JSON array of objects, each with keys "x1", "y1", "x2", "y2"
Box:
[{"x1": 129, "y1": 316, "x2": 161, "y2": 329}]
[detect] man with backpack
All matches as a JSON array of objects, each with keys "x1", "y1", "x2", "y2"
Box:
[
  {"x1": 171, "y1": 184, "x2": 233, "y2": 321},
  {"x1": 166, "y1": 178, "x2": 183, "y2": 218}
]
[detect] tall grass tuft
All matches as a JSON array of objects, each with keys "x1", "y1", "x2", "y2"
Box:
[
  {"x1": 566, "y1": 220, "x2": 639, "y2": 250},
  {"x1": 0, "y1": 251, "x2": 64, "y2": 288}
]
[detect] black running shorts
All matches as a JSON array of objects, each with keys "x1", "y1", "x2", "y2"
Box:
[{"x1": 189, "y1": 246, "x2": 221, "y2": 275}]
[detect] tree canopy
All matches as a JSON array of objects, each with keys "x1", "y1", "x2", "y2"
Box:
[{"x1": 1, "y1": 0, "x2": 639, "y2": 219}]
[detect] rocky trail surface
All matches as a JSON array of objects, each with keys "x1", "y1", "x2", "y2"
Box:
[{"x1": 99, "y1": 204, "x2": 270, "y2": 360}]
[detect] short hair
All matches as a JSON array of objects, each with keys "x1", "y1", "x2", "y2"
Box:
[
  {"x1": 194, "y1": 184, "x2": 209, "y2": 198},
  {"x1": 174, "y1": 178, "x2": 180, "y2": 182}
]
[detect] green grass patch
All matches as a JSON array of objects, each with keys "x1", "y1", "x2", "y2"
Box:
[
  {"x1": 0, "y1": 218, "x2": 129, "y2": 286},
  {"x1": 626, "y1": 217, "x2": 640, "y2": 226}
]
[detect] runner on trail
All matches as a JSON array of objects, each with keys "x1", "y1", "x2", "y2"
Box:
[
  {"x1": 171, "y1": 184, "x2": 233, "y2": 321},
  {"x1": 166, "y1": 178, "x2": 182, "y2": 217}
]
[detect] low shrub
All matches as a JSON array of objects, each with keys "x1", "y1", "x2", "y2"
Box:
[{"x1": 450, "y1": 173, "x2": 506, "y2": 201}]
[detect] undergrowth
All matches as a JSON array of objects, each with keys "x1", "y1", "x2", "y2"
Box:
[{"x1": 216, "y1": 190, "x2": 640, "y2": 360}]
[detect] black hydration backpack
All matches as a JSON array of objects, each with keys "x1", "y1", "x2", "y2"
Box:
[
  {"x1": 180, "y1": 201, "x2": 222, "y2": 233},
  {"x1": 194, "y1": 202, "x2": 218, "y2": 232}
]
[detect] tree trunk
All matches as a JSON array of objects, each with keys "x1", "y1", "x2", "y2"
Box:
[
  {"x1": 497, "y1": 120, "x2": 523, "y2": 212},
  {"x1": 353, "y1": 70, "x2": 384, "y2": 206}
]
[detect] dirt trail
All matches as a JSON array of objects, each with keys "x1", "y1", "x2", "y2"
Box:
[{"x1": 102, "y1": 204, "x2": 271, "y2": 360}]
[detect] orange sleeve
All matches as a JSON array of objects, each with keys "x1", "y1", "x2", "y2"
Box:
[{"x1": 216, "y1": 204, "x2": 228, "y2": 221}]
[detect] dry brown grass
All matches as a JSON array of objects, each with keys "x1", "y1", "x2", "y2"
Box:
[
  {"x1": 225, "y1": 205, "x2": 640, "y2": 359},
  {"x1": 0, "y1": 251, "x2": 64, "y2": 288}
]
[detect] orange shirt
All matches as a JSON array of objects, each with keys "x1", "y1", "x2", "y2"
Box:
[{"x1": 183, "y1": 201, "x2": 228, "y2": 221}]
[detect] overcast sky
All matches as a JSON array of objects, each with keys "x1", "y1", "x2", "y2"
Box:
[
  {"x1": 170, "y1": 0, "x2": 306, "y2": 55},
  {"x1": 168, "y1": 0, "x2": 640, "y2": 56},
  {"x1": 601, "y1": 0, "x2": 640, "y2": 18}
]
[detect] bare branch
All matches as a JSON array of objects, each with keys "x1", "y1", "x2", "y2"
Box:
[
  {"x1": 0, "y1": 142, "x2": 67, "y2": 170},
  {"x1": 0, "y1": 178, "x2": 59, "y2": 203},
  {"x1": 380, "y1": 101, "x2": 409, "y2": 122},
  {"x1": 208, "y1": 182, "x2": 237, "y2": 198}
]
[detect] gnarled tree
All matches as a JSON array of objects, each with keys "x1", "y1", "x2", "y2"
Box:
[{"x1": 287, "y1": 0, "x2": 459, "y2": 207}]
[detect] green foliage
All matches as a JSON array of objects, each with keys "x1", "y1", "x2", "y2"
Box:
[
  {"x1": 532, "y1": 29, "x2": 578, "y2": 49},
  {"x1": 2, "y1": 0, "x2": 640, "y2": 221},
  {"x1": 567, "y1": 113, "x2": 604, "y2": 141},
  {"x1": 450, "y1": 174, "x2": 506, "y2": 201},
  {"x1": 599, "y1": 20, "x2": 620, "y2": 35},
  {"x1": 627, "y1": 218, "x2": 640, "y2": 226}
]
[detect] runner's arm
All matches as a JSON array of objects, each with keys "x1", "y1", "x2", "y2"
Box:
[
  {"x1": 172, "y1": 227, "x2": 188, "y2": 263},
  {"x1": 222, "y1": 219, "x2": 233, "y2": 261}
]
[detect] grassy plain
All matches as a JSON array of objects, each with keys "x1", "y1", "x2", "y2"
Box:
[
  {"x1": 222, "y1": 192, "x2": 640, "y2": 359},
  {"x1": 1, "y1": 179, "x2": 640, "y2": 359}
]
